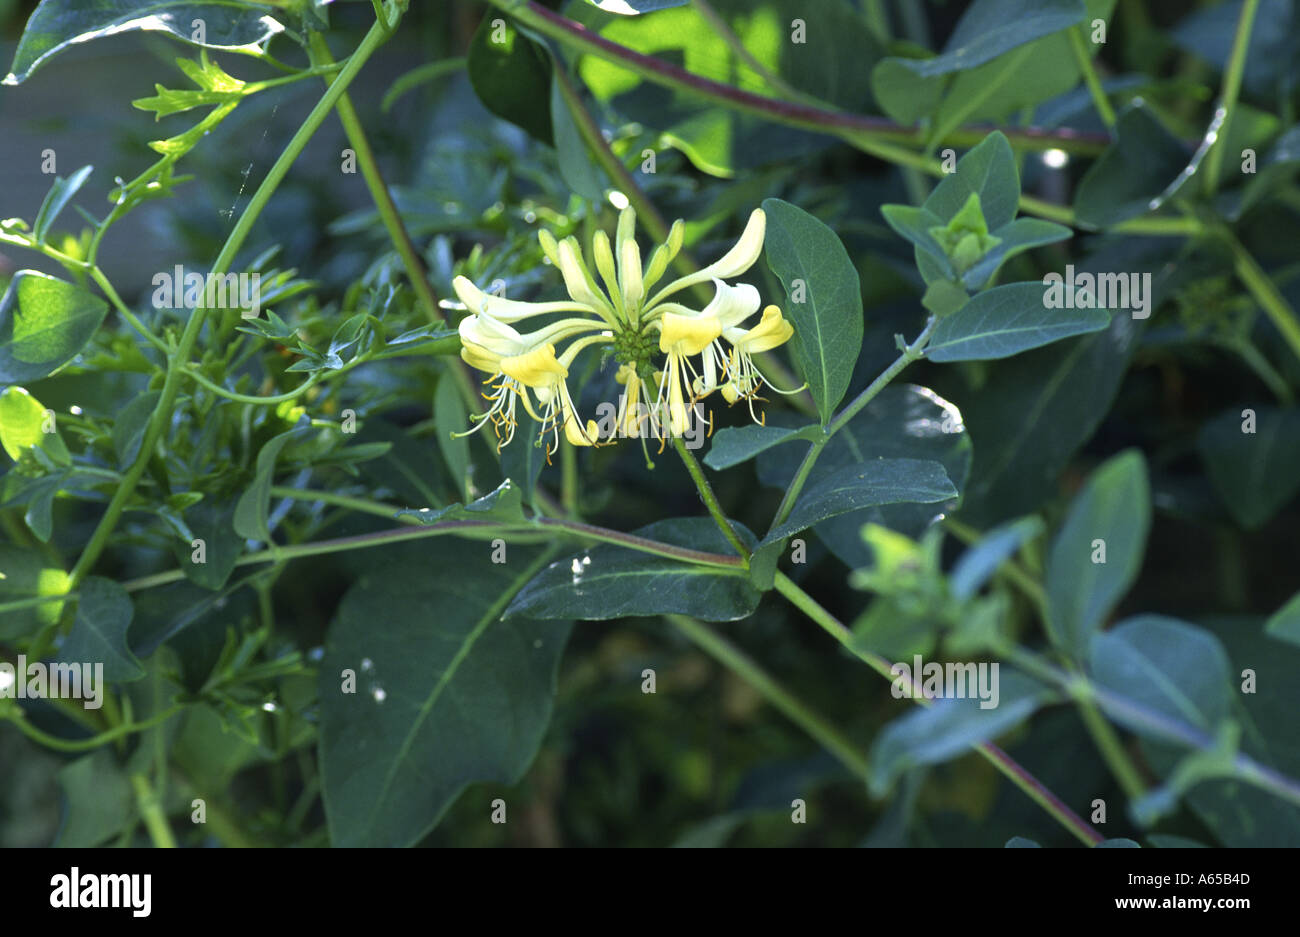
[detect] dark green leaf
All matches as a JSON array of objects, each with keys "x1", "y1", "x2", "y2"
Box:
[
  {"x1": 757, "y1": 385, "x2": 971, "y2": 567},
  {"x1": 1074, "y1": 103, "x2": 1190, "y2": 228},
  {"x1": 949, "y1": 516, "x2": 1044, "y2": 600},
  {"x1": 320, "y1": 545, "x2": 570, "y2": 846},
  {"x1": 433, "y1": 374, "x2": 470, "y2": 500},
  {"x1": 761, "y1": 197, "x2": 864, "y2": 424},
  {"x1": 927, "y1": 281, "x2": 1109, "y2": 362},
  {"x1": 54, "y1": 750, "x2": 134, "y2": 846},
  {"x1": 110, "y1": 390, "x2": 160, "y2": 468},
  {"x1": 61, "y1": 577, "x2": 143, "y2": 682},
  {"x1": 1089, "y1": 615, "x2": 1233, "y2": 737},
  {"x1": 466, "y1": 13, "x2": 553, "y2": 145},
  {"x1": 171, "y1": 496, "x2": 240, "y2": 591},
  {"x1": 549, "y1": 77, "x2": 603, "y2": 200},
  {"x1": 764, "y1": 458, "x2": 956, "y2": 545},
  {"x1": 704, "y1": 423, "x2": 820, "y2": 471},
  {"x1": 1197, "y1": 406, "x2": 1300, "y2": 530},
  {"x1": 232, "y1": 423, "x2": 306, "y2": 543},
  {"x1": 5, "y1": 1, "x2": 286, "y2": 85},
  {"x1": 394, "y1": 479, "x2": 526, "y2": 527},
  {"x1": 923, "y1": 131, "x2": 1020, "y2": 231},
  {"x1": 892, "y1": 0, "x2": 1085, "y2": 78},
  {"x1": 507, "y1": 517, "x2": 758, "y2": 622},
  {"x1": 1265, "y1": 591, "x2": 1300, "y2": 648},
  {"x1": 869, "y1": 670, "x2": 1056, "y2": 795},
  {"x1": 952, "y1": 305, "x2": 1143, "y2": 527}
]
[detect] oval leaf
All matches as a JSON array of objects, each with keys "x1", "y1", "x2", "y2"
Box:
[
  {"x1": 0, "y1": 271, "x2": 109, "y2": 382},
  {"x1": 761, "y1": 197, "x2": 864, "y2": 425}
]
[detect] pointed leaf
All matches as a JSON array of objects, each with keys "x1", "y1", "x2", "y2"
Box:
[
  {"x1": 0, "y1": 271, "x2": 109, "y2": 382},
  {"x1": 1046, "y1": 450, "x2": 1150, "y2": 660}
]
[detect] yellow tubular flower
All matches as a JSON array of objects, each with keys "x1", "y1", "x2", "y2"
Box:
[
  {"x1": 557, "y1": 237, "x2": 616, "y2": 323},
  {"x1": 452, "y1": 276, "x2": 588, "y2": 323},
  {"x1": 642, "y1": 208, "x2": 765, "y2": 311},
  {"x1": 591, "y1": 229, "x2": 624, "y2": 319},
  {"x1": 725, "y1": 303, "x2": 794, "y2": 353},
  {"x1": 720, "y1": 304, "x2": 799, "y2": 418},
  {"x1": 500, "y1": 343, "x2": 568, "y2": 387},
  {"x1": 452, "y1": 205, "x2": 795, "y2": 456}
]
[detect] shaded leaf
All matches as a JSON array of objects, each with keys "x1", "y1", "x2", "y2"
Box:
[
  {"x1": 61, "y1": 577, "x2": 143, "y2": 682},
  {"x1": 764, "y1": 458, "x2": 956, "y2": 545},
  {"x1": 507, "y1": 517, "x2": 758, "y2": 622},
  {"x1": 1045, "y1": 450, "x2": 1150, "y2": 660},
  {"x1": 1198, "y1": 406, "x2": 1300, "y2": 530},
  {"x1": 319, "y1": 545, "x2": 570, "y2": 846}
]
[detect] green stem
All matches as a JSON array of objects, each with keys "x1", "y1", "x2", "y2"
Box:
[
  {"x1": 1203, "y1": 0, "x2": 1261, "y2": 196},
  {"x1": 306, "y1": 30, "x2": 443, "y2": 326},
  {"x1": 90, "y1": 266, "x2": 170, "y2": 356},
  {"x1": 1068, "y1": 25, "x2": 1116, "y2": 129},
  {"x1": 771, "y1": 571, "x2": 1103, "y2": 846},
  {"x1": 115, "y1": 509, "x2": 744, "y2": 596},
  {"x1": 3, "y1": 705, "x2": 182, "y2": 753},
  {"x1": 667, "y1": 614, "x2": 872, "y2": 783},
  {"x1": 674, "y1": 436, "x2": 750, "y2": 559},
  {"x1": 1224, "y1": 228, "x2": 1300, "y2": 365},
  {"x1": 1070, "y1": 665, "x2": 1149, "y2": 799},
  {"x1": 1218, "y1": 335, "x2": 1295, "y2": 405},
  {"x1": 67, "y1": 11, "x2": 403, "y2": 588},
  {"x1": 561, "y1": 439, "x2": 579, "y2": 516},
  {"x1": 769, "y1": 317, "x2": 936, "y2": 535},
  {"x1": 1003, "y1": 645, "x2": 1300, "y2": 811},
  {"x1": 131, "y1": 772, "x2": 177, "y2": 848}
]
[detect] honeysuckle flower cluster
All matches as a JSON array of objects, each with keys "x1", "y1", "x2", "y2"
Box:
[{"x1": 452, "y1": 207, "x2": 797, "y2": 459}]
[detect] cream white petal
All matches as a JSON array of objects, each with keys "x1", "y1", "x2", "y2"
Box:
[
  {"x1": 646, "y1": 208, "x2": 765, "y2": 307},
  {"x1": 452, "y1": 275, "x2": 590, "y2": 322}
]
